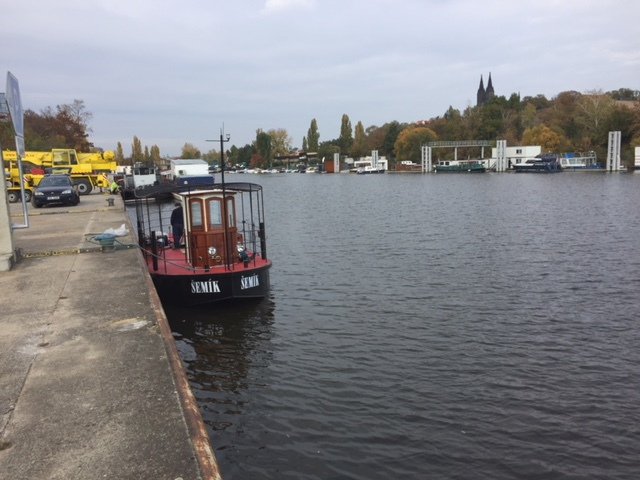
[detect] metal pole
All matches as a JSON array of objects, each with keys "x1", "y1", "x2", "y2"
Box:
[{"x1": 220, "y1": 132, "x2": 231, "y2": 270}]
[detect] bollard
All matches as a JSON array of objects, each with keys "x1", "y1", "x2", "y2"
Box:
[{"x1": 106, "y1": 197, "x2": 115, "y2": 207}]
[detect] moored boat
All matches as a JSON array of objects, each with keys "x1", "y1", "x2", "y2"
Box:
[
  {"x1": 133, "y1": 180, "x2": 271, "y2": 307},
  {"x1": 513, "y1": 154, "x2": 562, "y2": 173},
  {"x1": 433, "y1": 160, "x2": 486, "y2": 173},
  {"x1": 558, "y1": 152, "x2": 603, "y2": 171},
  {"x1": 120, "y1": 163, "x2": 159, "y2": 200},
  {"x1": 356, "y1": 165, "x2": 386, "y2": 174}
]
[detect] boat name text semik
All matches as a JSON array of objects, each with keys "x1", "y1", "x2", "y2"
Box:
[
  {"x1": 191, "y1": 279, "x2": 221, "y2": 294},
  {"x1": 241, "y1": 274, "x2": 260, "y2": 290}
]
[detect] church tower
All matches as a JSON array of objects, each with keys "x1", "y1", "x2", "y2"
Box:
[
  {"x1": 476, "y1": 73, "x2": 495, "y2": 106},
  {"x1": 477, "y1": 75, "x2": 486, "y2": 106},
  {"x1": 485, "y1": 73, "x2": 495, "y2": 102}
]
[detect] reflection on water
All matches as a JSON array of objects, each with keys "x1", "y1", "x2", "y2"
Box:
[
  {"x1": 167, "y1": 299, "x2": 276, "y2": 434},
  {"x1": 165, "y1": 173, "x2": 640, "y2": 480}
]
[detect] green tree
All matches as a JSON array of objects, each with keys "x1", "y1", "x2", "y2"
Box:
[
  {"x1": 477, "y1": 98, "x2": 506, "y2": 139},
  {"x1": 254, "y1": 130, "x2": 272, "y2": 166},
  {"x1": 318, "y1": 140, "x2": 340, "y2": 162},
  {"x1": 181, "y1": 142, "x2": 201, "y2": 159},
  {"x1": 338, "y1": 114, "x2": 353, "y2": 154},
  {"x1": 383, "y1": 121, "x2": 404, "y2": 160},
  {"x1": 522, "y1": 103, "x2": 537, "y2": 130},
  {"x1": 236, "y1": 144, "x2": 254, "y2": 167},
  {"x1": 307, "y1": 118, "x2": 320, "y2": 151},
  {"x1": 351, "y1": 121, "x2": 367, "y2": 158},
  {"x1": 607, "y1": 88, "x2": 640, "y2": 101},
  {"x1": 115, "y1": 142, "x2": 125, "y2": 164},
  {"x1": 150, "y1": 145, "x2": 161, "y2": 165},
  {"x1": 132, "y1": 136, "x2": 144, "y2": 163},
  {"x1": 302, "y1": 136, "x2": 308, "y2": 152}
]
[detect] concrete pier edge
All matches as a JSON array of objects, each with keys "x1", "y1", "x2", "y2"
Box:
[
  {"x1": 130, "y1": 214, "x2": 222, "y2": 480},
  {"x1": 1, "y1": 194, "x2": 222, "y2": 479}
]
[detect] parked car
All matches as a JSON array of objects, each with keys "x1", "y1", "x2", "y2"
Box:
[{"x1": 31, "y1": 174, "x2": 80, "y2": 208}]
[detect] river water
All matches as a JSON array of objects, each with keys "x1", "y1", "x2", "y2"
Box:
[{"x1": 165, "y1": 172, "x2": 640, "y2": 480}]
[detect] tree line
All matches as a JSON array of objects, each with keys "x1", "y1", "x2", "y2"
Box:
[
  {"x1": 0, "y1": 99, "x2": 95, "y2": 152},
  {"x1": 201, "y1": 87, "x2": 640, "y2": 168},
  {"x1": 3, "y1": 87, "x2": 638, "y2": 168}
]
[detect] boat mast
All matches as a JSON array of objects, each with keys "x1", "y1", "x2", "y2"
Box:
[{"x1": 219, "y1": 129, "x2": 231, "y2": 269}]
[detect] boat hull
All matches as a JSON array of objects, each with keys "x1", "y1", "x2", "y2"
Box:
[
  {"x1": 151, "y1": 263, "x2": 271, "y2": 306},
  {"x1": 513, "y1": 164, "x2": 561, "y2": 173},
  {"x1": 434, "y1": 165, "x2": 486, "y2": 173}
]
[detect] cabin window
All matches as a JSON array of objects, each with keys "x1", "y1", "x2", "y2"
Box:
[
  {"x1": 208, "y1": 198, "x2": 223, "y2": 227},
  {"x1": 52, "y1": 151, "x2": 69, "y2": 166},
  {"x1": 190, "y1": 200, "x2": 204, "y2": 230},
  {"x1": 516, "y1": 149, "x2": 522, "y2": 154},
  {"x1": 226, "y1": 197, "x2": 235, "y2": 227}
]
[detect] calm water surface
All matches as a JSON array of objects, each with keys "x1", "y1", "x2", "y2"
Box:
[{"x1": 167, "y1": 172, "x2": 640, "y2": 480}]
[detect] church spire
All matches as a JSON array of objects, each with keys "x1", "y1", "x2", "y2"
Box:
[
  {"x1": 486, "y1": 72, "x2": 495, "y2": 100},
  {"x1": 477, "y1": 75, "x2": 486, "y2": 106}
]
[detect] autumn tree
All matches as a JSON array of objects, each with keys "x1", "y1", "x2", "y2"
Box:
[
  {"x1": 2, "y1": 100, "x2": 94, "y2": 151},
  {"x1": 268, "y1": 128, "x2": 293, "y2": 157},
  {"x1": 522, "y1": 125, "x2": 565, "y2": 152},
  {"x1": 394, "y1": 126, "x2": 438, "y2": 163},
  {"x1": 307, "y1": 118, "x2": 320, "y2": 151},
  {"x1": 250, "y1": 153, "x2": 266, "y2": 169},
  {"x1": 181, "y1": 142, "x2": 201, "y2": 159},
  {"x1": 338, "y1": 114, "x2": 353, "y2": 154},
  {"x1": 202, "y1": 148, "x2": 220, "y2": 164},
  {"x1": 576, "y1": 91, "x2": 616, "y2": 147}
]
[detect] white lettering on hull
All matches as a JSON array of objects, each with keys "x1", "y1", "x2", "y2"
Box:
[
  {"x1": 241, "y1": 274, "x2": 260, "y2": 290},
  {"x1": 191, "y1": 279, "x2": 221, "y2": 294}
]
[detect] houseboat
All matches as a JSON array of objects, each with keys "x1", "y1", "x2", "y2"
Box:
[
  {"x1": 513, "y1": 154, "x2": 562, "y2": 173},
  {"x1": 133, "y1": 181, "x2": 271, "y2": 306},
  {"x1": 558, "y1": 152, "x2": 603, "y2": 171},
  {"x1": 433, "y1": 160, "x2": 486, "y2": 173}
]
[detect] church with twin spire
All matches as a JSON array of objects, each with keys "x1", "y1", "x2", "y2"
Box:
[{"x1": 477, "y1": 73, "x2": 495, "y2": 106}]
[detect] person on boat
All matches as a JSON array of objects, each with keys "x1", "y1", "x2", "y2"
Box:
[{"x1": 170, "y1": 202, "x2": 184, "y2": 249}]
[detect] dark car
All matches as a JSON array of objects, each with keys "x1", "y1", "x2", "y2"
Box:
[{"x1": 31, "y1": 174, "x2": 80, "y2": 208}]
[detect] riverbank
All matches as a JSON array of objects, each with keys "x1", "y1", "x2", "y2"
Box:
[{"x1": 0, "y1": 192, "x2": 220, "y2": 479}]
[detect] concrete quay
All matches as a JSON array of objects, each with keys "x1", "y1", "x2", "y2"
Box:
[{"x1": 0, "y1": 192, "x2": 220, "y2": 480}]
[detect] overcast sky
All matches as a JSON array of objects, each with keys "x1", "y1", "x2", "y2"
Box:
[{"x1": 2, "y1": 0, "x2": 639, "y2": 156}]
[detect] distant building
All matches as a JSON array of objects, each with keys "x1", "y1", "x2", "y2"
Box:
[{"x1": 477, "y1": 73, "x2": 495, "y2": 106}]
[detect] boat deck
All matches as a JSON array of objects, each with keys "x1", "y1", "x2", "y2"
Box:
[{"x1": 147, "y1": 246, "x2": 271, "y2": 276}]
